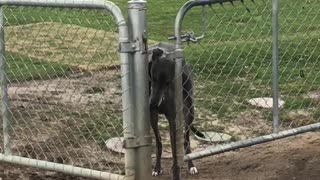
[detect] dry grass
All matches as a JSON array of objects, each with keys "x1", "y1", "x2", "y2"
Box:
[{"x1": 5, "y1": 22, "x2": 157, "y2": 71}]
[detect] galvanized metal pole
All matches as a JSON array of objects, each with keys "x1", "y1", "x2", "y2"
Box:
[
  {"x1": 272, "y1": 0, "x2": 280, "y2": 133},
  {"x1": 0, "y1": 7, "x2": 11, "y2": 155},
  {"x1": 174, "y1": 8, "x2": 186, "y2": 177},
  {"x1": 0, "y1": 1, "x2": 129, "y2": 179},
  {"x1": 127, "y1": 1, "x2": 152, "y2": 180},
  {"x1": 120, "y1": 13, "x2": 135, "y2": 180},
  {"x1": 0, "y1": 154, "x2": 126, "y2": 180},
  {"x1": 174, "y1": 60, "x2": 185, "y2": 168},
  {"x1": 185, "y1": 122, "x2": 320, "y2": 161}
]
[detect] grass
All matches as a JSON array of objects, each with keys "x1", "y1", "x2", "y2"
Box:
[
  {"x1": 6, "y1": 52, "x2": 70, "y2": 82},
  {"x1": 5, "y1": 22, "x2": 120, "y2": 70},
  {"x1": 3, "y1": 0, "x2": 320, "y2": 139}
]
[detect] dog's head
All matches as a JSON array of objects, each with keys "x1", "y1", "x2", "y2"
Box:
[{"x1": 149, "y1": 48, "x2": 175, "y2": 109}]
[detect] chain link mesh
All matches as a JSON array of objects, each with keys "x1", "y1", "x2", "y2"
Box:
[
  {"x1": 1, "y1": 0, "x2": 320, "y2": 178},
  {"x1": 0, "y1": 6, "x2": 125, "y2": 174},
  {"x1": 179, "y1": 0, "x2": 320, "y2": 149},
  {"x1": 278, "y1": 0, "x2": 320, "y2": 130}
]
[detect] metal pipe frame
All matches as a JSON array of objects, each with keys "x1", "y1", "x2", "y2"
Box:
[
  {"x1": 174, "y1": 0, "x2": 238, "y2": 169},
  {"x1": 272, "y1": 0, "x2": 280, "y2": 133},
  {"x1": 127, "y1": 1, "x2": 152, "y2": 180},
  {"x1": 0, "y1": 0, "x2": 130, "y2": 179},
  {"x1": 173, "y1": 0, "x2": 320, "y2": 162},
  {"x1": 185, "y1": 122, "x2": 320, "y2": 161},
  {"x1": 0, "y1": 7, "x2": 10, "y2": 156},
  {"x1": 0, "y1": 154, "x2": 125, "y2": 180}
]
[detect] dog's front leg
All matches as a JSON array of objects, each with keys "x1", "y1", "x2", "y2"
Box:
[
  {"x1": 150, "y1": 110, "x2": 162, "y2": 176},
  {"x1": 168, "y1": 116, "x2": 180, "y2": 180}
]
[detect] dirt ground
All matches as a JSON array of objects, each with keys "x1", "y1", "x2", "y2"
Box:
[
  {"x1": 1, "y1": 131, "x2": 320, "y2": 180},
  {"x1": 1, "y1": 68, "x2": 320, "y2": 180},
  {"x1": 1, "y1": 69, "x2": 125, "y2": 176}
]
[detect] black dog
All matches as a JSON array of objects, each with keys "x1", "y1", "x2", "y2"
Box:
[{"x1": 148, "y1": 42, "x2": 205, "y2": 180}]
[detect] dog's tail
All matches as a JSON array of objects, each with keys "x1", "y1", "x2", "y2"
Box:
[{"x1": 190, "y1": 125, "x2": 205, "y2": 138}]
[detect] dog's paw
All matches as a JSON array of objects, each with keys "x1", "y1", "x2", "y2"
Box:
[
  {"x1": 189, "y1": 167, "x2": 198, "y2": 175},
  {"x1": 152, "y1": 170, "x2": 162, "y2": 176}
]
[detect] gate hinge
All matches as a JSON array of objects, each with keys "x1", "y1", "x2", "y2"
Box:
[
  {"x1": 123, "y1": 136, "x2": 152, "y2": 149},
  {"x1": 119, "y1": 40, "x2": 140, "y2": 53}
]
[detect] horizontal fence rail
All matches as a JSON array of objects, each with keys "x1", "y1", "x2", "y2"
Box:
[
  {"x1": 184, "y1": 122, "x2": 320, "y2": 161},
  {"x1": 0, "y1": 154, "x2": 125, "y2": 180}
]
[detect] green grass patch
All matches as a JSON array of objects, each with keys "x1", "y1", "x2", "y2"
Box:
[
  {"x1": 283, "y1": 97, "x2": 317, "y2": 110},
  {"x1": 6, "y1": 52, "x2": 70, "y2": 82}
]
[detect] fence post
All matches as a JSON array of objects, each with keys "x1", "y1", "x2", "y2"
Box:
[
  {"x1": 272, "y1": 0, "x2": 280, "y2": 133},
  {"x1": 120, "y1": 13, "x2": 136, "y2": 180},
  {"x1": 127, "y1": 1, "x2": 152, "y2": 180},
  {"x1": 0, "y1": 7, "x2": 11, "y2": 155},
  {"x1": 174, "y1": 52, "x2": 184, "y2": 175},
  {"x1": 174, "y1": 8, "x2": 185, "y2": 178}
]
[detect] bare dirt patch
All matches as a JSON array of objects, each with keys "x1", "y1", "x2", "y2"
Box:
[{"x1": 1, "y1": 69, "x2": 125, "y2": 174}]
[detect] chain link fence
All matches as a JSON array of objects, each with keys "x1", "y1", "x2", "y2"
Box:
[
  {"x1": 0, "y1": 2, "x2": 129, "y2": 179},
  {"x1": 182, "y1": 0, "x2": 274, "y2": 145},
  {"x1": 278, "y1": 0, "x2": 320, "y2": 130},
  {"x1": 1, "y1": 0, "x2": 320, "y2": 179},
  {"x1": 173, "y1": 0, "x2": 320, "y2": 160}
]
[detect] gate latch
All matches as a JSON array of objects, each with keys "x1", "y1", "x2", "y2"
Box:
[{"x1": 119, "y1": 40, "x2": 140, "y2": 53}]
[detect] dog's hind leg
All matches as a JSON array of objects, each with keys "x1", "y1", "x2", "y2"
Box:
[
  {"x1": 184, "y1": 104, "x2": 198, "y2": 175},
  {"x1": 150, "y1": 110, "x2": 163, "y2": 176}
]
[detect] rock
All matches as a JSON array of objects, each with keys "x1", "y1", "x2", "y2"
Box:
[
  {"x1": 247, "y1": 97, "x2": 284, "y2": 109},
  {"x1": 105, "y1": 137, "x2": 125, "y2": 154}
]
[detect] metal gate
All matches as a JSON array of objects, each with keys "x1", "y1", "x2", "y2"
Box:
[
  {"x1": 0, "y1": 0, "x2": 151, "y2": 179},
  {"x1": 171, "y1": 0, "x2": 320, "y2": 163}
]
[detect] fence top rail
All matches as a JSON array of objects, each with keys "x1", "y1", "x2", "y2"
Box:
[{"x1": 0, "y1": 0, "x2": 126, "y2": 26}]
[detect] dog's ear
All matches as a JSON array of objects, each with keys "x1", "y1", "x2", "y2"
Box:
[{"x1": 152, "y1": 48, "x2": 164, "y2": 61}]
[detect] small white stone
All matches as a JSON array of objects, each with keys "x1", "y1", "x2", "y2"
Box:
[
  {"x1": 105, "y1": 137, "x2": 125, "y2": 154},
  {"x1": 247, "y1": 97, "x2": 284, "y2": 109}
]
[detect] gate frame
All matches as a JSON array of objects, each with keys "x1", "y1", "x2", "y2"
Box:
[
  {"x1": 172, "y1": 0, "x2": 320, "y2": 162},
  {"x1": 0, "y1": 0, "x2": 151, "y2": 180}
]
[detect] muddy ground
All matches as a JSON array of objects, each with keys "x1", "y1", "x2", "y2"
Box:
[{"x1": 1, "y1": 131, "x2": 320, "y2": 180}]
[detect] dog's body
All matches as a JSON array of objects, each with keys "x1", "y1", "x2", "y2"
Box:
[{"x1": 148, "y1": 42, "x2": 204, "y2": 180}]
